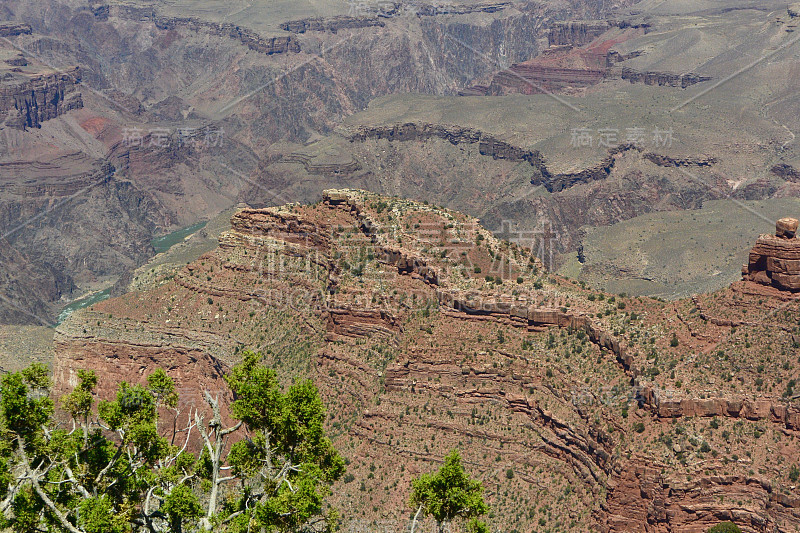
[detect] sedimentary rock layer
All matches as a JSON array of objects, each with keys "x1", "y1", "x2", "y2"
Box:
[
  {"x1": 104, "y1": 5, "x2": 301, "y2": 55},
  {"x1": 0, "y1": 67, "x2": 83, "y2": 129},
  {"x1": 621, "y1": 67, "x2": 712, "y2": 88},
  {"x1": 743, "y1": 220, "x2": 800, "y2": 291}
]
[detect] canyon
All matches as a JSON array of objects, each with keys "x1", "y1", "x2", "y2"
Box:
[
  {"x1": 1, "y1": 1, "x2": 800, "y2": 529},
  {"x1": 51, "y1": 189, "x2": 800, "y2": 532},
  {"x1": 0, "y1": 0, "x2": 797, "y2": 323}
]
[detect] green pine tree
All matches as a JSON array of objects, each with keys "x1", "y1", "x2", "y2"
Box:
[{"x1": 409, "y1": 449, "x2": 489, "y2": 533}]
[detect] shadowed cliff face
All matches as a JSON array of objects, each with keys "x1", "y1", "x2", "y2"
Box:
[
  {"x1": 0, "y1": 67, "x2": 83, "y2": 129},
  {"x1": 0, "y1": 160, "x2": 159, "y2": 324}
]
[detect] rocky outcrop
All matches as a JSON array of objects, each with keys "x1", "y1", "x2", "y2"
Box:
[
  {"x1": 323, "y1": 189, "x2": 636, "y2": 373},
  {"x1": 347, "y1": 122, "x2": 553, "y2": 182},
  {"x1": 0, "y1": 67, "x2": 83, "y2": 129},
  {"x1": 622, "y1": 67, "x2": 712, "y2": 88},
  {"x1": 605, "y1": 49, "x2": 643, "y2": 66},
  {"x1": 324, "y1": 307, "x2": 401, "y2": 339},
  {"x1": 0, "y1": 22, "x2": 32, "y2": 37},
  {"x1": 326, "y1": 189, "x2": 800, "y2": 439},
  {"x1": 548, "y1": 21, "x2": 612, "y2": 46},
  {"x1": 789, "y1": 3, "x2": 800, "y2": 18},
  {"x1": 280, "y1": 16, "x2": 385, "y2": 34},
  {"x1": 603, "y1": 458, "x2": 782, "y2": 533},
  {"x1": 486, "y1": 64, "x2": 607, "y2": 95},
  {"x1": 642, "y1": 152, "x2": 717, "y2": 167},
  {"x1": 53, "y1": 312, "x2": 232, "y2": 424},
  {"x1": 341, "y1": 1, "x2": 510, "y2": 18},
  {"x1": 106, "y1": 5, "x2": 301, "y2": 55},
  {"x1": 278, "y1": 153, "x2": 362, "y2": 176},
  {"x1": 348, "y1": 125, "x2": 717, "y2": 194},
  {"x1": 635, "y1": 385, "x2": 800, "y2": 431},
  {"x1": 49, "y1": 188, "x2": 800, "y2": 532},
  {"x1": 470, "y1": 20, "x2": 651, "y2": 97},
  {"x1": 770, "y1": 163, "x2": 800, "y2": 183},
  {"x1": 742, "y1": 218, "x2": 800, "y2": 291},
  {"x1": 553, "y1": 144, "x2": 716, "y2": 191}
]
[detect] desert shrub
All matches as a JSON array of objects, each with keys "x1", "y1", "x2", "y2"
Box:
[{"x1": 707, "y1": 522, "x2": 741, "y2": 533}]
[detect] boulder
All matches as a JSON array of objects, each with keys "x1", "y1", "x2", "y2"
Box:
[{"x1": 776, "y1": 217, "x2": 798, "y2": 239}]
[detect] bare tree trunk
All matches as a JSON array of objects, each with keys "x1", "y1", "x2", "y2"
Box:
[
  {"x1": 197, "y1": 392, "x2": 242, "y2": 531},
  {"x1": 410, "y1": 504, "x2": 423, "y2": 533}
]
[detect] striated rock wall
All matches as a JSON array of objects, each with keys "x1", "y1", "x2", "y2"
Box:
[
  {"x1": 105, "y1": 5, "x2": 301, "y2": 55},
  {"x1": 53, "y1": 332, "x2": 230, "y2": 409},
  {"x1": 280, "y1": 16, "x2": 385, "y2": 34},
  {"x1": 50, "y1": 189, "x2": 800, "y2": 532},
  {"x1": 602, "y1": 459, "x2": 786, "y2": 533},
  {"x1": 605, "y1": 49, "x2": 643, "y2": 66},
  {"x1": 486, "y1": 63, "x2": 606, "y2": 94},
  {"x1": 622, "y1": 67, "x2": 712, "y2": 88},
  {"x1": 53, "y1": 310, "x2": 233, "y2": 427},
  {"x1": 548, "y1": 21, "x2": 612, "y2": 46},
  {"x1": 348, "y1": 125, "x2": 717, "y2": 195},
  {"x1": 278, "y1": 153, "x2": 362, "y2": 176},
  {"x1": 636, "y1": 385, "x2": 800, "y2": 431},
  {"x1": 323, "y1": 188, "x2": 634, "y2": 370},
  {"x1": 548, "y1": 144, "x2": 716, "y2": 193},
  {"x1": 0, "y1": 22, "x2": 32, "y2": 37},
  {"x1": 547, "y1": 19, "x2": 649, "y2": 47},
  {"x1": 0, "y1": 67, "x2": 83, "y2": 129},
  {"x1": 743, "y1": 218, "x2": 800, "y2": 291},
  {"x1": 325, "y1": 191, "x2": 800, "y2": 442},
  {"x1": 347, "y1": 122, "x2": 555, "y2": 183}
]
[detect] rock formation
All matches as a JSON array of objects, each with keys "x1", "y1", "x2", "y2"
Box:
[
  {"x1": 0, "y1": 22, "x2": 32, "y2": 37},
  {"x1": 486, "y1": 63, "x2": 607, "y2": 94},
  {"x1": 469, "y1": 20, "x2": 701, "y2": 97},
  {"x1": 280, "y1": 16, "x2": 385, "y2": 34},
  {"x1": 548, "y1": 21, "x2": 612, "y2": 46},
  {"x1": 50, "y1": 189, "x2": 800, "y2": 532},
  {"x1": 0, "y1": 67, "x2": 83, "y2": 129},
  {"x1": 104, "y1": 5, "x2": 301, "y2": 55},
  {"x1": 346, "y1": 122, "x2": 553, "y2": 183},
  {"x1": 742, "y1": 218, "x2": 800, "y2": 291},
  {"x1": 621, "y1": 67, "x2": 712, "y2": 88}
]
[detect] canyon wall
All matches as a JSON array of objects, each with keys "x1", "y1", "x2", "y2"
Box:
[
  {"x1": 51, "y1": 190, "x2": 800, "y2": 531},
  {"x1": 104, "y1": 5, "x2": 301, "y2": 55},
  {"x1": 548, "y1": 21, "x2": 612, "y2": 46},
  {"x1": 621, "y1": 67, "x2": 713, "y2": 88},
  {"x1": 348, "y1": 126, "x2": 717, "y2": 194},
  {"x1": 0, "y1": 67, "x2": 83, "y2": 129},
  {"x1": 486, "y1": 63, "x2": 606, "y2": 94},
  {"x1": 0, "y1": 22, "x2": 31, "y2": 37}
]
